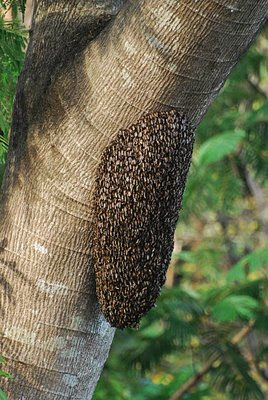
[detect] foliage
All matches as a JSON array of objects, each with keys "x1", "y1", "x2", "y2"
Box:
[
  {"x1": 0, "y1": 1, "x2": 26, "y2": 19},
  {"x1": 0, "y1": 4, "x2": 27, "y2": 181},
  {"x1": 0, "y1": 357, "x2": 12, "y2": 399},
  {"x1": 94, "y1": 264, "x2": 267, "y2": 400}
]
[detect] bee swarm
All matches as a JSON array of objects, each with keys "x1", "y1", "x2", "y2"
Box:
[{"x1": 92, "y1": 110, "x2": 194, "y2": 329}]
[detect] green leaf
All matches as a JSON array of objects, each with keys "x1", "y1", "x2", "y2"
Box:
[
  {"x1": 227, "y1": 248, "x2": 268, "y2": 282},
  {"x1": 0, "y1": 389, "x2": 8, "y2": 400},
  {"x1": 211, "y1": 342, "x2": 264, "y2": 400},
  {"x1": 0, "y1": 370, "x2": 12, "y2": 379},
  {"x1": 169, "y1": 365, "x2": 195, "y2": 391},
  {"x1": 0, "y1": 356, "x2": 5, "y2": 365},
  {"x1": 196, "y1": 129, "x2": 246, "y2": 166},
  {"x1": 0, "y1": 134, "x2": 8, "y2": 163},
  {"x1": 248, "y1": 248, "x2": 268, "y2": 273},
  {"x1": 212, "y1": 300, "x2": 237, "y2": 322},
  {"x1": 212, "y1": 295, "x2": 258, "y2": 322},
  {"x1": 141, "y1": 322, "x2": 164, "y2": 339},
  {"x1": 227, "y1": 263, "x2": 247, "y2": 282},
  {"x1": 177, "y1": 250, "x2": 194, "y2": 263}
]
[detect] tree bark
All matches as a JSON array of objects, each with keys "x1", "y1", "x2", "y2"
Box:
[{"x1": 0, "y1": 1, "x2": 267, "y2": 399}]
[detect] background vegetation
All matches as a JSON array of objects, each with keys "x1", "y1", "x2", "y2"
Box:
[{"x1": 0, "y1": 3, "x2": 267, "y2": 399}]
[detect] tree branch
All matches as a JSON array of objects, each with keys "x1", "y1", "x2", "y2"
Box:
[
  {"x1": 247, "y1": 76, "x2": 268, "y2": 99},
  {"x1": 169, "y1": 321, "x2": 255, "y2": 400},
  {"x1": 238, "y1": 155, "x2": 268, "y2": 235}
]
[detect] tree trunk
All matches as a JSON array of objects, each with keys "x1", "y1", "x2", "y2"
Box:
[{"x1": 0, "y1": 0, "x2": 267, "y2": 398}]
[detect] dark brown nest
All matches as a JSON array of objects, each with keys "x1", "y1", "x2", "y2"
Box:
[{"x1": 92, "y1": 110, "x2": 194, "y2": 329}]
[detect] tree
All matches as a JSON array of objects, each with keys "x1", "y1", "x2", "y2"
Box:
[
  {"x1": 0, "y1": 1, "x2": 267, "y2": 399},
  {"x1": 94, "y1": 31, "x2": 268, "y2": 400}
]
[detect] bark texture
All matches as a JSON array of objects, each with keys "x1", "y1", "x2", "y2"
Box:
[{"x1": 0, "y1": 0, "x2": 267, "y2": 399}]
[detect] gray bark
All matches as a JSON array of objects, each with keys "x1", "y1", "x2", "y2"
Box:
[{"x1": 0, "y1": 0, "x2": 267, "y2": 399}]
